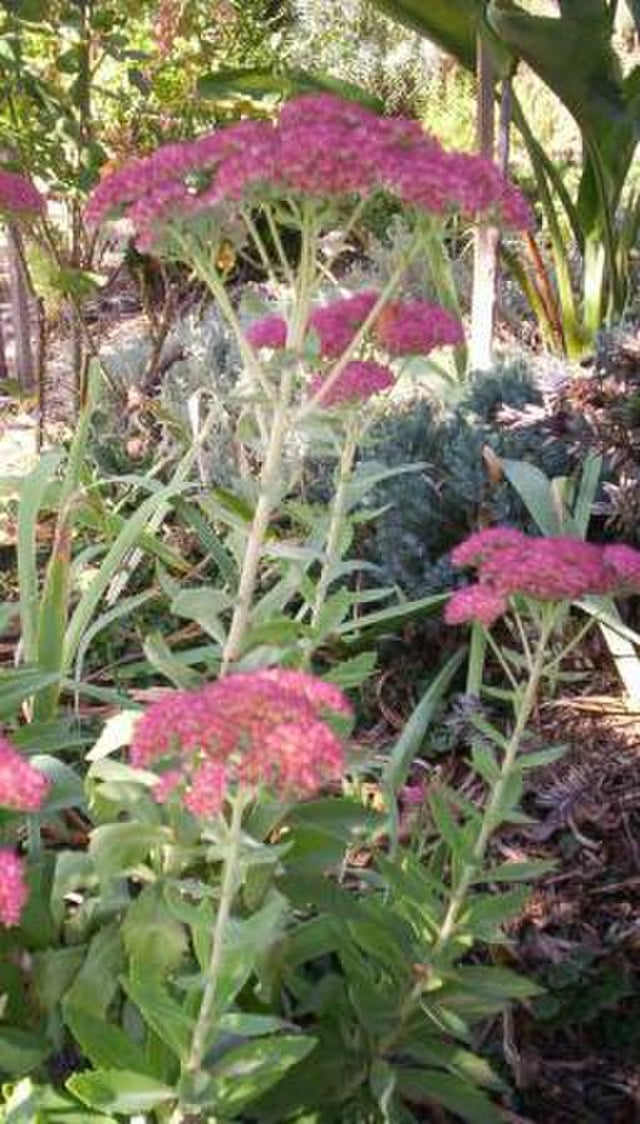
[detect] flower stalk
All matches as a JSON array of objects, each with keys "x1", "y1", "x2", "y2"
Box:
[
  {"x1": 309, "y1": 415, "x2": 359, "y2": 636},
  {"x1": 184, "y1": 788, "x2": 248, "y2": 1079},
  {"x1": 220, "y1": 206, "x2": 318, "y2": 672},
  {"x1": 435, "y1": 608, "x2": 556, "y2": 950}
]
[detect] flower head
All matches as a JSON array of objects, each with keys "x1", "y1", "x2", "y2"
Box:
[
  {"x1": 0, "y1": 735, "x2": 49, "y2": 812},
  {"x1": 0, "y1": 851, "x2": 28, "y2": 927},
  {"x1": 309, "y1": 359, "x2": 394, "y2": 407},
  {"x1": 246, "y1": 313, "x2": 288, "y2": 350},
  {"x1": 0, "y1": 169, "x2": 44, "y2": 216},
  {"x1": 86, "y1": 93, "x2": 529, "y2": 249},
  {"x1": 375, "y1": 300, "x2": 464, "y2": 356},
  {"x1": 130, "y1": 668, "x2": 351, "y2": 813},
  {"x1": 448, "y1": 528, "x2": 640, "y2": 625}
]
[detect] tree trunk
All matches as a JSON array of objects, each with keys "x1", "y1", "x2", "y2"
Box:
[
  {"x1": 469, "y1": 33, "x2": 498, "y2": 372},
  {"x1": 6, "y1": 221, "x2": 35, "y2": 395}
]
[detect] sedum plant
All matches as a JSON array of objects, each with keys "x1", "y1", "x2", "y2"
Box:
[
  {"x1": 4, "y1": 95, "x2": 613, "y2": 1123},
  {"x1": 4, "y1": 529, "x2": 640, "y2": 1121},
  {"x1": 87, "y1": 91, "x2": 528, "y2": 674}
]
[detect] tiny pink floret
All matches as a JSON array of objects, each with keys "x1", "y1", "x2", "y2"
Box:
[
  {"x1": 603, "y1": 544, "x2": 640, "y2": 591},
  {"x1": 0, "y1": 851, "x2": 28, "y2": 928}
]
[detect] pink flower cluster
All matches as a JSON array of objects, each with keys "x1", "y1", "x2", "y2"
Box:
[
  {"x1": 0, "y1": 851, "x2": 28, "y2": 927},
  {"x1": 86, "y1": 93, "x2": 529, "y2": 250},
  {"x1": 375, "y1": 299, "x2": 464, "y2": 356},
  {"x1": 246, "y1": 313, "x2": 288, "y2": 350},
  {"x1": 0, "y1": 169, "x2": 44, "y2": 216},
  {"x1": 310, "y1": 291, "x2": 379, "y2": 358},
  {"x1": 130, "y1": 668, "x2": 352, "y2": 815},
  {"x1": 0, "y1": 735, "x2": 49, "y2": 812},
  {"x1": 446, "y1": 527, "x2": 640, "y2": 627},
  {"x1": 245, "y1": 291, "x2": 464, "y2": 390},
  {"x1": 309, "y1": 360, "x2": 394, "y2": 407}
]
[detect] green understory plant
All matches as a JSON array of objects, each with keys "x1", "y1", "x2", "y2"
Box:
[{"x1": 6, "y1": 520, "x2": 640, "y2": 1121}]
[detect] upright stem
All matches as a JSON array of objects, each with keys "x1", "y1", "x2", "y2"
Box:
[
  {"x1": 309, "y1": 416, "x2": 359, "y2": 635},
  {"x1": 185, "y1": 791, "x2": 247, "y2": 1077},
  {"x1": 220, "y1": 206, "x2": 318, "y2": 672},
  {"x1": 220, "y1": 369, "x2": 295, "y2": 673},
  {"x1": 380, "y1": 609, "x2": 557, "y2": 1059},
  {"x1": 435, "y1": 611, "x2": 556, "y2": 949}
]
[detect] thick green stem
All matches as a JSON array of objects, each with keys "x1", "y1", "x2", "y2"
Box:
[
  {"x1": 220, "y1": 371, "x2": 294, "y2": 672},
  {"x1": 220, "y1": 206, "x2": 318, "y2": 672},
  {"x1": 184, "y1": 791, "x2": 247, "y2": 1077},
  {"x1": 309, "y1": 417, "x2": 359, "y2": 635}
]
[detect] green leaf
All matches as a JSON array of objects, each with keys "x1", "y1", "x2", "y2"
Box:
[
  {"x1": 170, "y1": 587, "x2": 232, "y2": 645},
  {"x1": 89, "y1": 823, "x2": 173, "y2": 880},
  {"x1": 172, "y1": 497, "x2": 237, "y2": 586},
  {"x1": 31, "y1": 946, "x2": 86, "y2": 1012},
  {"x1": 520, "y1": 745, "x2": 567, "y2": 770},
  {"x1": 0, "y1": 1028, "x2": 49, "y2": 1076},
  {"x1": 0, "y1": 1077, "x2": 113, "y2": 1123},
  {"x1": 86, "y1": 710, "x2": 140, "y2": 762},
  {"x1": 197, "y1": 65, "x2": 383, "y2": 110},
  {"x1": 397, "y1": 1068, "x2": 503, "y2": 1124},
  {"x1": 0, "y1": 667, "x2": 60, "y2": 721},
  {"x1": 121, "y1": 973, "x2": 193, "y2": 1061},
  {"x1": 64, "y1": 1008, "x2": 154, "y2": 1075},
  {"x1": 31, "y1": 755, "x2": 85, "y2": 814},
  {"x1": 322, "y1": 650, "x2": 377, "y2": 689},
  {"x1": 218, "y1": 1013, "x2": 291, "y2": 1037},
  {"x1": 62, "y1": 478, "x2": 193, "y2": 672},
  {"x1": 143, "y1": 632, "x2": 202, "y2": 690},
  {"x1": 62, "y1": 926, "x2": 124, "y2": 1019},
  {"x1": 203, "y1": 1035, "x2": 317, "y2": 1115},
  {"x1": 17, "y1": 452, "x2": 61, "y2": 664},
  {"x1": 383, "y1": 649, "x2": 465, "y2": 799},
  {"x1": 500, "y1": 458, "x2": 563, "y2": 535},
  {"x1": 429, "y1": 789, "x2": 475, "y2": 862},
  {"x1": 454, "y1": 964, "x2": 542, "y2": 1002},
  {"x1": 122, "y1": 885, "x2": 188, "y2": 978},
  {"x1": 470, "y1": 743, "x2": 500, "y2": 784},
  {"x1": 483, "y1": 859, "x2": 557, "y2": 882},
  {"x1": 461, "y1": 890, "x2": 530, "y2": 939},
  {"x1": 368, "y1": 0, "x2": 486, "y2": 71},
  {"x1": 338, "y1": 591, "x2": 447, "y2": 639},
  {"x1": 67, "y1": 1070, "x2": 175, "y2": 1114}
]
